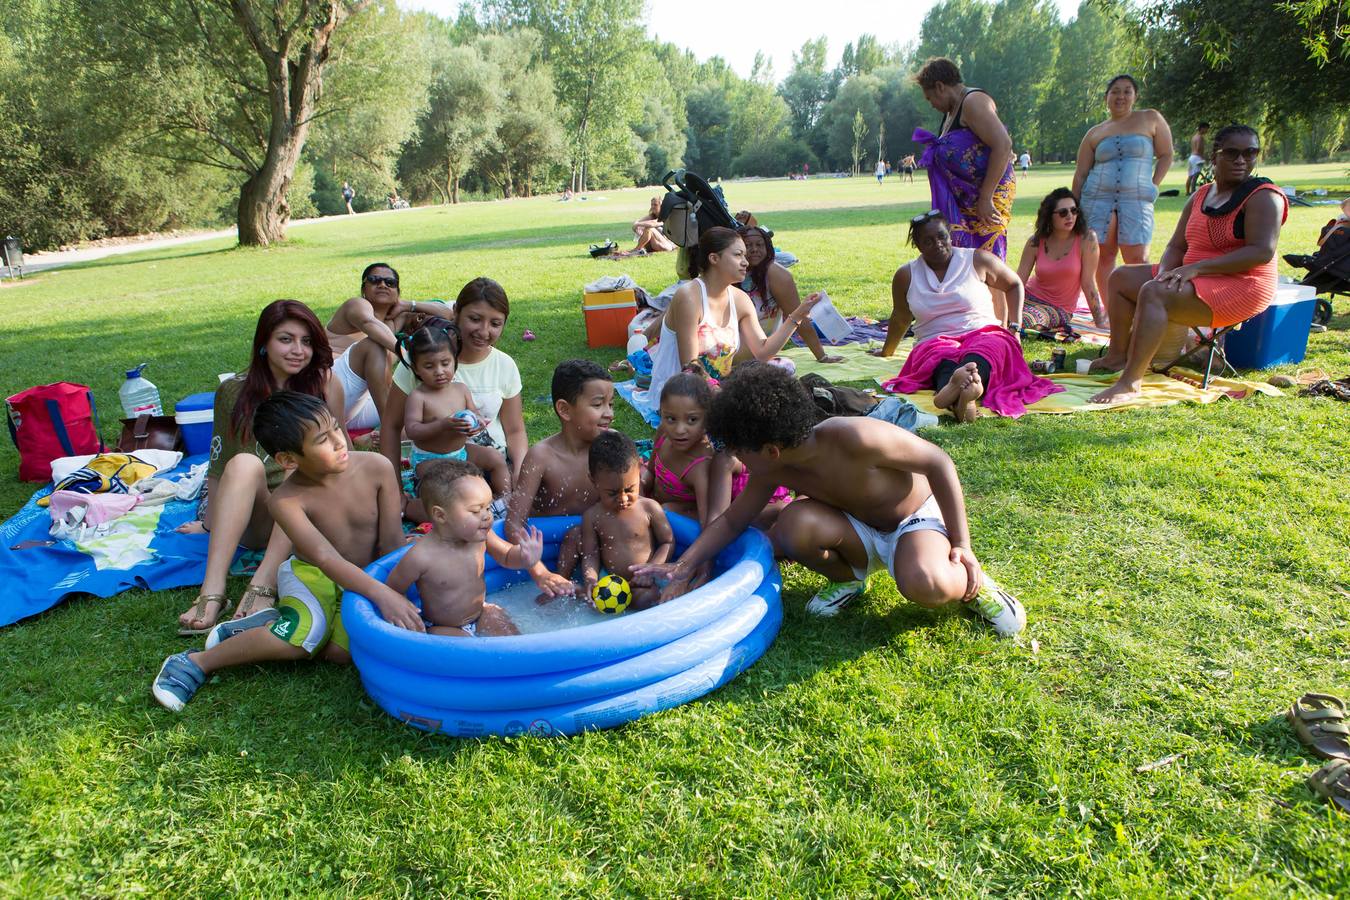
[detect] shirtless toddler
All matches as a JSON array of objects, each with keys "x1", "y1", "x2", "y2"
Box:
[
  {"x1": 387, "y1": 460, "x2": 542, "y2": 636},
  {"x1": 579, "y1": 431, "x2": 675, "y2": 610}
]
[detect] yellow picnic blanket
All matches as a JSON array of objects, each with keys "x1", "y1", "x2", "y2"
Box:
[
  {"x1": 779, "y1": 342, "x2": 906, "y2": 382},
  {"x1": 883, "y1": 368, "x2": 1283, "y2": 417}
]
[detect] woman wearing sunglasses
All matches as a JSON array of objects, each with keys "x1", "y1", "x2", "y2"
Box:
[
  {"x1": 326, "y1": 263, "x2": 452, "y2": 431},
  {"x1": 1015, "y1": 188, "x2": 1105, "y2": 334},
  {"x1": 872, "y1": 211, "x2": 1061, "y2": 423},
  {"x1": 1089, "y1": 125, "x2": 1288, "y2": 404}
]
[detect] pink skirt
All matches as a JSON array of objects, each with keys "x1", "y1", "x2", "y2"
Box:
[{"x1": 881, "y1": 325, "x2": 1062, "y2": 418}]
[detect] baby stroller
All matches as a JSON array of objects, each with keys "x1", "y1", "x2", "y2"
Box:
[
  {"x1": 1295, "y1": 224, "x2": 1350, "y2": 327},
  {"x1": 658, "y1": 169, "x2": 740, "y2": 247}
]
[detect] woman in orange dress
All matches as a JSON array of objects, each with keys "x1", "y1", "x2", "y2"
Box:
[{"x1": 1089, "y1": 124, "x2": 1287, "y2": 404}]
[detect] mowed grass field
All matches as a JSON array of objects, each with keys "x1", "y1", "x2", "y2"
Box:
[{"x1": 1, "y1": 163, "x2": 1348, "y2": 896}]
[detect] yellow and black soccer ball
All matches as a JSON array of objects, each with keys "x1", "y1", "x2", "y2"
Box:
[{"x1": 592, "y1": 574, "x2": 632, "y2": 614}]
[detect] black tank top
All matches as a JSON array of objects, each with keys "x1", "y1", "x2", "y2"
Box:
[{"x1": 940, "y1": 88, "x2": 988, "y2": 137}]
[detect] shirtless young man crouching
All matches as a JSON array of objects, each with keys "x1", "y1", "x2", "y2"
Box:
[{"x1": 634, "y1": 363, "x2": 1025, "y2": 635}]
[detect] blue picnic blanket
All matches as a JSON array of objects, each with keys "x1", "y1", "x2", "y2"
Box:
[
  {"x1": 613, "y1": 379, "x2": 662, "y2": 429},
  {"x1": 0, "y1": 455, "x2": 212, "y2": 627}
]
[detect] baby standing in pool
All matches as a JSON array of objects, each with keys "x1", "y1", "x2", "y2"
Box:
[
  {"x1": 399, "y1": 324, "x2": 511, "y2": 499},
  {"x1": 387, "y1": 459, "x2": 543, "y2": 636}
]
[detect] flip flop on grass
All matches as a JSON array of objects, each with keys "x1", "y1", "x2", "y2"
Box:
[
  {"x1": 1287, "y1": 692, "x2": 1350, "y2": 761},
  {"x1": 1307, "y1": 759, "x2": 1350, "y2": 814}
]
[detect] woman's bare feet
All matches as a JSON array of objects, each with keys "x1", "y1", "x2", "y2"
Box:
[
  {"x1": 954, "y1": 365, "x2": 985, "y2": 423},
  {"x1": 1090, "y1": 378, "x2": 1143, "y2": 404},
  {"x1": 933, "y1": 364, "x2": 973, "y2": 409},
  {"x1": 1087, "y1": 354, "x2": 1125, "y2": 374},
  {"x1": 175, "y1": 520, "x2": 207, "y2": 535}
]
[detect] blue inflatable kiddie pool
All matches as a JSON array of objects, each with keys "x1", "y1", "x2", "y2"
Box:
[{"x1": 341, "y1": 512, "x2": 782, "y2": 737}]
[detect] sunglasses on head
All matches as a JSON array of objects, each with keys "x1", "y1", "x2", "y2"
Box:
[
  {"x1": 1054, "y1": 206, "x2": 1079, "y2": 218},
  {"x1": 1216, "y1": 147, "x2": 1260, "y2": 162},
  {"x1": 364, "y1": 274, "x2": 399, "y2": 288},
  {"x1": 911, "y1": 208, "x2": 943, "y2": 225}
]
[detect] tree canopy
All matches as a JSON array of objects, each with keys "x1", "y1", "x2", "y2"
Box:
[{"x1": 1, "y1": 0, "x2": 1346, "y2": 250}]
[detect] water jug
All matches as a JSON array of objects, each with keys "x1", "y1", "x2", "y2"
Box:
[{"x1": 119, "y1": 363, "x2": 163, "y2": 418}]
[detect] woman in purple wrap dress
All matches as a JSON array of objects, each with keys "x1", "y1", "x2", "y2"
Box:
[{"x1": 912, "y1": 57, "x2": 1016, "y2": 261}]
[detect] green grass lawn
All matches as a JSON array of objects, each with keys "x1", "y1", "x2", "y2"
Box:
[{"x1": 2, "y1": 164, "x2": 1348, "y2": 896}]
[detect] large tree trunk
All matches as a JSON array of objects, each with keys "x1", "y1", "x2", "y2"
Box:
[
  {"x1": 236, "y1": 137, "x2": 300, "y2": 245},
  {"x1": 229, "y1": 0, "x2": 369, "y2": 245}
]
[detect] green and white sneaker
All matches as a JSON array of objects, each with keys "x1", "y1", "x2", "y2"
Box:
[
  {"x1": 968, "y1": 577, "x2": 1026, "y2": 637},
  {"x1": 806, "y1": 579, "x2": 866, "y2": 617}
]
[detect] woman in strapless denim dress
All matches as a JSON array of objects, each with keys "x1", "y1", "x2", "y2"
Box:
[{"x1": 1072, "y1": 75, "x2": 1173, "y2": 315}]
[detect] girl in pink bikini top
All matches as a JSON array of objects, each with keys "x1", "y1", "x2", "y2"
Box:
[{"x1": 647, "y1": 374, "x2": 791, "y2": 526}]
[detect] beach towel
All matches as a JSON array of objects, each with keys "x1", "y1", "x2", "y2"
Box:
[
  {"x1": 778, "y1": 344, "x2": 909, "y2": 382},
  {"x1": 883, "y1": 369, "x2": 1282, "y2": 418},
  {"x1": 0, "y1": 454, "x2": 214, "y2": 628},
  {"x1": 613, "y1": 380, "x2": 662, "y2": 429}
]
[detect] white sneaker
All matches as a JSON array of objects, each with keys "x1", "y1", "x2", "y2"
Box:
[
  {"x1": 806, "y1": 579, "x2": 866, "y2": 617},
  {"x1": 968, "y1": 577, "x2": 1026, "y2": 637}
]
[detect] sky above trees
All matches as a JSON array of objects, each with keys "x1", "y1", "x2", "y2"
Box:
[{"x1": 401, "y1": 0, "x2": 1082, "y2": 78}]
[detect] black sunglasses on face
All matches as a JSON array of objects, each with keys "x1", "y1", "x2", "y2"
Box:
[
  {"x1": 1054, "y1": 206, "x2": 1079, "y2": 218},
  {"x1": 364, "y1": 274, "x2": 399, "y2": 288},
  {"x1": 1216, "y1": 147, "x2": 1260, "y2": 162},
  {"x1": 911, "y1": 208, "x2": 943, "y2": 225}
]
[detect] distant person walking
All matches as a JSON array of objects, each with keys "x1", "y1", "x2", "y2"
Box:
[
  {"x1": 876, "y1": 160, "x2": 887, "y2": 185},
  {"x1": 912, "y1": 57, "x2": 1016, "y2": 260},
  {"x1": 1018, "y1": 151, "x2": 1031, "y2": 177},
  {"x1": 342, "y1": 181, "x2": 356, "y2": 215},
  {"x1": 1186, "y1": 122, "x2": 1210, "y2": 194},
  {"x1": 900, "y1": 154, "x2": 917, "y2": 183},
  {"x1": 1072, "y1": 74, "x2": 1173, "y2": 307}
]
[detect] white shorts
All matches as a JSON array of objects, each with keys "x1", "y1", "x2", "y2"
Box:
[
  {"x1": 334, "y1": 344, "x2": 379, "y2": 430},
  {"x1": 1187, "y1": 154, "x2": 1205, "y2": 177},
  {"x1": 843, "y1": 495, "x2": 948, "y2": 582}
]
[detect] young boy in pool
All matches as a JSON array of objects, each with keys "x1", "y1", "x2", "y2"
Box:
[
  {"x1": 152, "y1": 391, "x2": 425, "y2": 712},
  {"x1": 632, "y1": 363, "x2": 1026, "y2": 636},
  {"x1": 579, "y1": 431, "x2": 675, "y2": 610},
  {"x1": 505, "y1": 358, "x2": 614, "y2": 598},
  {"x1": 386, "y1": 459, "x2": 542, "y2": 636}
]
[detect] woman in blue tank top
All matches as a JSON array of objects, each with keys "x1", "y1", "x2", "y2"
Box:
[{"x1": 1071, "y1": 75, "x2": 1173, "y2": 313}]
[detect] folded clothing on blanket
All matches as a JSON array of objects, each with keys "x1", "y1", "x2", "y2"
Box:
[{"x1": 0, "y1": 453, "x2": 216, "y2": 628}]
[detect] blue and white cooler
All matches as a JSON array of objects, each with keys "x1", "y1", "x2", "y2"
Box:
[{"x1": 175, "y1": 391, "x2": 215, "y2": 457}]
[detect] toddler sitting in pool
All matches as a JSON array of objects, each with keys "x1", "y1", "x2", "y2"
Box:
[
  {"x1": 579, "y1": 430, "x2": 675, "y2": 610},
  {"x1": 399, "y1": 322, "x2": 511, "y2": 500},
  {"x1": 387, "y1": 459, "x2": 542, "y2": 636}
]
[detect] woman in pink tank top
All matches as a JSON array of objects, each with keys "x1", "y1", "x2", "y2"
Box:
[{"x1": 1015, "y1": 188, "x2": 1106, "y2": 334}]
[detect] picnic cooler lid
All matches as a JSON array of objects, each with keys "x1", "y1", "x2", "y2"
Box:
[
  {"x1": 174, "y1": 391, "x2": 215, "y2": 426},
  {"x1": 583, "y1": 288, "x2": 637, "y2": 311}
]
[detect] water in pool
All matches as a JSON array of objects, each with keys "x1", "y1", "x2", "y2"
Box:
[{"x1": 483, "y1": 580, "x2": 625, "y2": 634}]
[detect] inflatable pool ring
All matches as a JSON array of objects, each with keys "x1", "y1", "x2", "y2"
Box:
[{"x1": 342, "y1": 512, "x2": 782, "y2": 737}]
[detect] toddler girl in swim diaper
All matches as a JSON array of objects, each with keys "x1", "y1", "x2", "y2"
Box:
[{"x1": 398, "y1": 324, "x2": 510, "y2": 493}]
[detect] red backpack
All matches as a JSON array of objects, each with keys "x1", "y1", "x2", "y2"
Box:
[{"x1": 5, "y1": 382, "x2": 106, "y2": 482}]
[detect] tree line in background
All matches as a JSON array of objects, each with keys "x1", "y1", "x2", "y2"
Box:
[{"x1": 1, "y1": 0, "x2": 1346, "y2": 250}]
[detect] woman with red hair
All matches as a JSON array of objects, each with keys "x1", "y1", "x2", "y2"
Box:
[{"x1": 175, "y1": 300, "x2": 346, "y2": 633}]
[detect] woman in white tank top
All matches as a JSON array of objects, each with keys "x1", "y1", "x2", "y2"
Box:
[
  {"x1": 872, "y1": 212, "x2": 1061, "y2": 421},
  {"x1": 644, "y1": 227, "x2": 824, "y2": 411}
]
